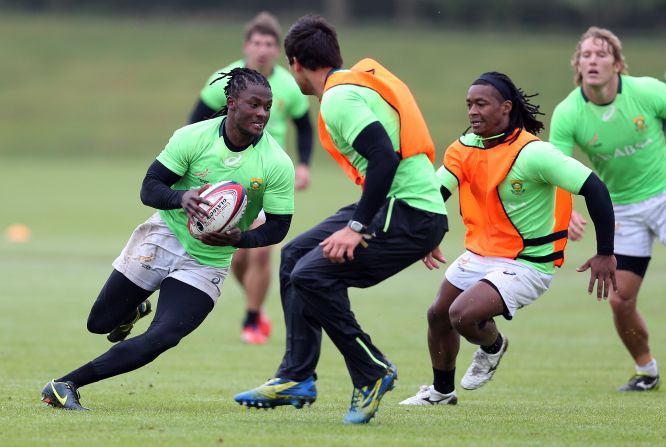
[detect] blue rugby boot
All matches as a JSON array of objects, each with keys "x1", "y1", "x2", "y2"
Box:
[
  {"x1": 343, "y1": 365, "x2": 397, "y2": 424},
  {"x1": 41, "y1": 380, "x2": 88, "y2": 411},
  {"x1": 234, "y1": 376, "x2": 317, "y2": 409},
  {"x1": 107, "y1": 299, "x2": 152, "y2": 343}
]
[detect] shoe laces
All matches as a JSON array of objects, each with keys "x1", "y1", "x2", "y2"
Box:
[
  {"x1": 65, "y1": 382, "x2": 81, "y2": 400},
  {"x1": 416, "y1": 385, "x2": 432, "y2": 397},
  {"x1": 470, "y1": 350, "x2": 493, "y2": 373},
  {"x1": 348, "y1": 387, "x2": 364, "y2": 411}
]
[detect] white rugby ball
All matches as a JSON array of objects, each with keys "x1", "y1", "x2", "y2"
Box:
[{"x1": 187, "y1": 181, "x2": 247, "y2": 237}]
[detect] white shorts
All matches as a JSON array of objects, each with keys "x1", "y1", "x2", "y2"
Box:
[
  {"x1": 614, "y1": 190, "x2": 666, "y2": 257},
  {"x1": 112, "y1": 213, "x2": 228, "y2": 302},
  {"x1": 444, "y1": 251, "x2": 553, "y2": 319}
]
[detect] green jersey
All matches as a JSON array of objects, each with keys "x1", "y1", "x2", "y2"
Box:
[
  {"x1": 438, "y1": 135, "x2": 592, "y2": 274},
  {"x1": 199, "y1": 60, "x2": 309, "y2": 149},
  {"x1": 319, "y1": 82, "x2": 446, "y2": 216},
  {"x1": 550, "y1": 75, "x2": 666, "y2": 205},
  {"x1": 156, "y1": 116, "x2": 295, "y2": 268}
]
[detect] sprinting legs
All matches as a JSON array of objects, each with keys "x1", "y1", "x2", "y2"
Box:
[{"x1": 610, "y1": 270, "x2": 651, "y2": 366}]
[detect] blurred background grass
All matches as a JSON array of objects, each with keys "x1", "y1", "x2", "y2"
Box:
[{"x1": 1, "y1": 13, "x2": 664, "y2": 162}]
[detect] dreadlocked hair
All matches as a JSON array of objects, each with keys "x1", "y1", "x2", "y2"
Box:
[
  {"x1": 473, "y1": 72, "x2": 545, "y2": 143},
  {"x1": 209, "y1": 67, "x2": 271, "y2": 116}
]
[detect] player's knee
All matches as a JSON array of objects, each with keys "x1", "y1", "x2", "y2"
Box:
[
  {"x1": 427, "y1": 304, "x2": 449, "y2": 329},
  {"x1": 448, "y1": 304, "x2": 473, "y2": 333},
  {"x1": 86, "y1": 314, "x2": 114, "y2": 334},
  {"x1": 609, "y1": 292, "x2": 637, "y2": 315},
  {"x1": 289, "y1": 265, "x2": 308, "y2": 291},
  {"x1": 252, "y1": 246, "x2": 272, "y2": 267},
  {"x1": 142, "y1": 331, "x2": 183, "y2": 355}
]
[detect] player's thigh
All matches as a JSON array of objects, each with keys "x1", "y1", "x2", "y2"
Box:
[
  {"x1": 428, "y1": 279, "x2": 463, "y2": 325},
  {"x1": 614, "y1": 201, "x2": 655, "y2": 257},
  {"x1": 483, "y1": 259, "x2": 552, "y2": 319},
  {"x1": 291, "y1": 230, "x2": 434, "y2": 291},
  {"x1": 149, "y1": 278, "x2": 214, "y2": 339},
  {"x1": 338, "y1": 204, "x2": 446, "y2": 287},
  {"x1": 445, "y1": 252, "x2": 551, "y2": 320},
  {"x1": 444, "y1": 251, "x2": 489, "y2": 292},
  {"x1": 232, "y1": 248, "x2": 249, "y2": 277},
  {"x1": 281, "y1": 203, "x2": 356, "y2": 260},
  {"x1": 645, "y1": 191, "x2": 666, "y2": 247},
  {"x1": 248, "y1": 245, "x2": 272, "y2": 267},
  {"x1": 169, "y1": 257, "x2": 229, "y2": 304},
  {"x1": 449, "y1": 280, "x2": 506, "y2": 323},
  {"x1": 112, "y1": 213, "x2": 174, "y2": 291}
]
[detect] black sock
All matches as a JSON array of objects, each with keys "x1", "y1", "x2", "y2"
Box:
[
  {"x1": 57, "y1": 362, "x2": 99, "y2": 388},
  {"x1": 243, "y1": 310, "x2": 259, "y2": 327},
  {"x1": 481, "y1": 333, "x2": 503, "y2": 354},
  {"x1": 433, "y1": 367, "x2": 455, "y2": 394}
]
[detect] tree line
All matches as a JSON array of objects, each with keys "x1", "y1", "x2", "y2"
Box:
[{"x1": 3, "y1": 0, "x2": 665, "y2": 31}]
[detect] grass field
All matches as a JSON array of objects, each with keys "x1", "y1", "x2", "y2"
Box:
[{"x1": 2, "y1": 13, "x2": 666, "y2": 447}]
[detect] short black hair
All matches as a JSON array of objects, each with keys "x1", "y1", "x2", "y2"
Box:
[
  {"x1": 473, "y1": 71, "x2": 545, "y2": 138},
  {"x1": 209, "y1": 67, "x2": 271, "y2": 116},
  {"x1": 284, "y1": 15, "x2": 343, "y2": 70}
]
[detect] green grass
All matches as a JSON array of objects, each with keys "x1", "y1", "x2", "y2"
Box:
[
  {"x1": 2, "y1": 12, "x2": 666, "y2": 447},
  {"x1": 3, "y1": 158, "x2": 666, "y2": 447}
]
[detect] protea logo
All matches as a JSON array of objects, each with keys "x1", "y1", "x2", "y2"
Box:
[
  {"x1": 633, "y1": 115, "x2": 647, "y2": 133},
  {"x1": 510, "y1": 180, "x2": 525, "y2": 196}
]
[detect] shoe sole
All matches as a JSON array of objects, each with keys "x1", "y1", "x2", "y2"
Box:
[
  {"x1": 618, "y1": 382, "x2": 660, "y2": 392},
  {"x1": 399, "y1": 395, "x2": 458, "y2": 406},
  {"x1": 461, "y1": 338, "x2": 509, "y2": 390},
  {"x1": 235, "y1": 397, "x2": 316, "y2": 409},
  {"x1": 41, "y1": 394, "x2": 87, "y2": 411}
]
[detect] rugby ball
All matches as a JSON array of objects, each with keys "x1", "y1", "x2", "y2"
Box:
[{"x1": 187, "y1": 181, "x2": 247, "y2": 237}]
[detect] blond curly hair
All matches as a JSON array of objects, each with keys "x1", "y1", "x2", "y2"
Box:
[{"x1": 571, "y1": 26, "x2": 628, "y2": 86}]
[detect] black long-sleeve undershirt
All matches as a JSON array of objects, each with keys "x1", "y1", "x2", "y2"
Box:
[
  {"x1": 189, "y1": 99, "x2": 217, "y2": 124},
  {"x1": 350, "y1": 121, "x2": 400, "y2": 226},
  {"x1": 140, "y1": 160, "x2": 185, "y2": 209},
  {"x1": 140, "y1": 160, "x2": 292, "y2": 248},
  {"x1": 234, "y1": 213, "x2": 292, "y2": 248},
  {"x1": 577, "y1": 172, "x2": 615, "y2": 256},
  {"x1": 440, "y1": 186, "x2": 452, "y2": 202},
  {"x1": 293, "y1": 111, "x2": 313, "y2": 166}
]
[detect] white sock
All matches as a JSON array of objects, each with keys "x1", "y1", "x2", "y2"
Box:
[{"x1": 636, "y1": 358, "x2": 658, "y2": 377}]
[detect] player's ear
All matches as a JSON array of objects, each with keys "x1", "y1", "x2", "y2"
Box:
[
  {"x1": 613, "y1": 60, "x2": 622, "y2": 74},
  {"x1": 290, "y1": 57, "x2": 303, "y2": 73},
  {"x1": 227, "y1": 96, "x2": 236, "y2": 110},
  {"x1": 502, "y1": 99, "x2": 513, "y2": 116}
]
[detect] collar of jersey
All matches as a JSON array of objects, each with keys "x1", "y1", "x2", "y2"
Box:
[
  {"x1": 580, "y1": 74, "x2": 622, "y2": 105},
  {"x1": 219, "y1": 117, "x2": 263, "y2": 151}
]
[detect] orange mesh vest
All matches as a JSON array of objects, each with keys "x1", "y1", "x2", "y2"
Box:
[
  {"x1": 318, "y1": 58, "x2": 435, "y2": 187},
  {"x1": 445, "y1": 130, "x2": 572, "y2": 267}
]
